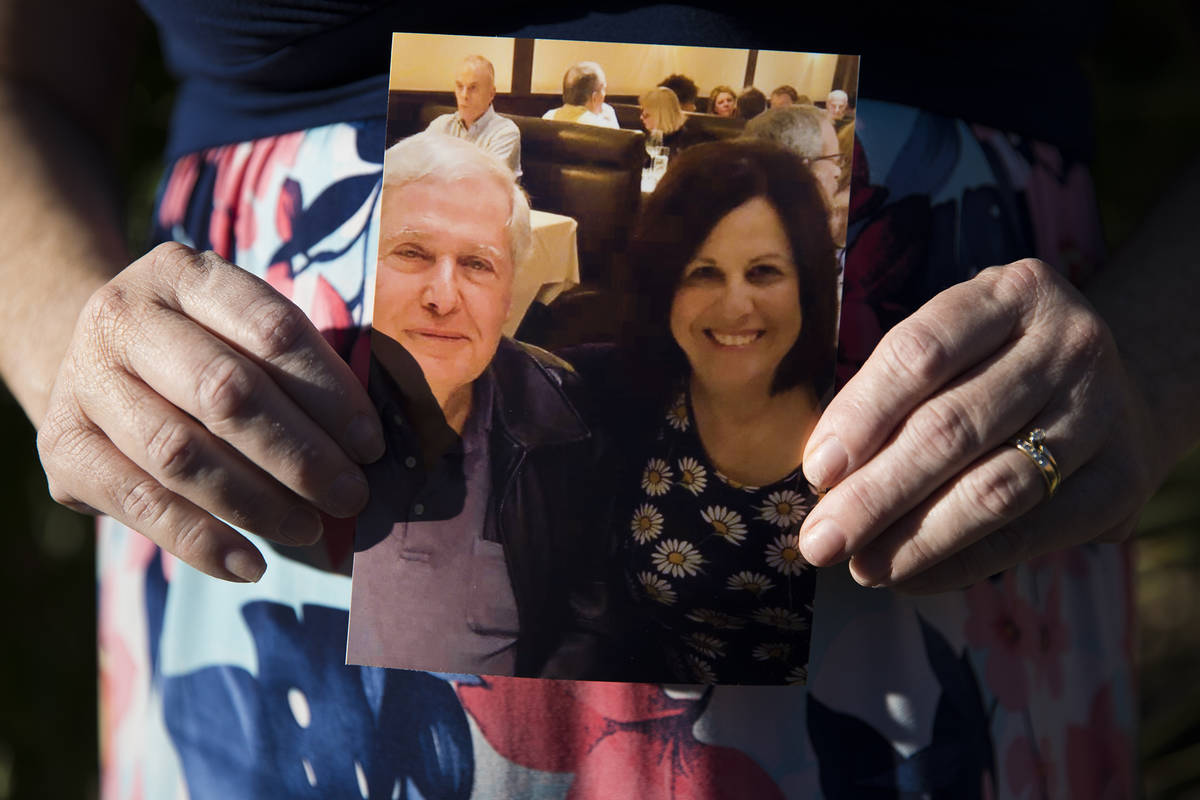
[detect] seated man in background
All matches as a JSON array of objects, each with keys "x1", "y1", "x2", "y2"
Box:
[
  {"x1": 769, "y1": 84, "x2": 801, "y2": 108},
  {"x1": 425, "y1": 55, "x2": 522, "y2": 177},
  {"x1": 542, "y1": 61, "x2": 619, "y2": 128},
  {"x1": 658, "y1": 73, "x2": 699, "y2": 111},
  {"x1": 349, "y1": 132, "x2": 615, "y2": 680},
  {"x1": 743, "y1": 104, "x2": 846, "y2": 243},
  {"x1": 825, "y1": 88, "x2": 854, "y2": 131},
  {"x1": 737, "y1": 85, "x2": 767, "y2": 119}
]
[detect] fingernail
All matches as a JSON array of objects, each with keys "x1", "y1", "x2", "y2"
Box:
[
  {"x1": 849, "y1": 552, "x2": 888, "y2": 588},
  {"x1": 804, "y1": 438, "x2": 848, "y2": 489},
  {"x1": 346, "y1": 413, "x2": 385, "y2": 464},
  {"x1": 329, "y1": 470, "x2": 369, "y2": 517},
  {"x1": 801, "y1": 518, "x2": 846, "y2": 566},
  {"x1": 224, "y1": 547, "x2": 266, "y2": 583},
  {"x1": 280, "y1": 506, "x2": 324, "y2": 545}
]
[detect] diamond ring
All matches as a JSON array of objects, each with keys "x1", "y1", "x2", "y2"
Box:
[{"x1": 1012, "y1": 428, "x2": 1061, "y2": 499}]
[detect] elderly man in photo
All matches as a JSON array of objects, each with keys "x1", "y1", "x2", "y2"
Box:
[
  {"x1": 348, "y1": 132, "x2": 614, "y2": 679},
  {"x1": 425, "y1": 55, "x2": 522, "y2": 176},
  {"x1": 542, "y1": 61, "x2": 619, "y2": 128},
  {"x1": 825, "y1": 88, "x2": 854, "y2": 131}
]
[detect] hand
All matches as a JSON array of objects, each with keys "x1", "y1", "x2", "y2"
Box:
[
  {"x1": 37, "y1": 243, "x2": 384, "y2": 582},
  {"x1": 798, "y1": 258, "x2": 1162, "y2": 592}
]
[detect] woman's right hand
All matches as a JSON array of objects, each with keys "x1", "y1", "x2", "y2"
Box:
[{"x1": 36, "y1": 242, "x2": 384, "y2": 582}]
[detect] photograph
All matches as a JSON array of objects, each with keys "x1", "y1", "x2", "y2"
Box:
[{"x1": 347, "y1": 32, "x2": 858, "y2": 684}]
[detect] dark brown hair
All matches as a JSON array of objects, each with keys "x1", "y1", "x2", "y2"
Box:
[{"x1": 620, "y1": 139, "x2": 839, "y2": 410}]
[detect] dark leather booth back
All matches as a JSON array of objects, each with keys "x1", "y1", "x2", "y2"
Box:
[{"x1": 682, "y1": 112, "x2": 746, "y2": 141}]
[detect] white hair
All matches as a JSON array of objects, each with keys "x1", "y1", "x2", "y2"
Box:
[
  {"x1": 381, "y1": 131, "x2": 531, "y2": 268},
  {"x1": 742, "y1": 104, "x2": 828, "y2": 160},
  {"x1": 828, "y1": 89, "x2": 848, "y2": 103}
]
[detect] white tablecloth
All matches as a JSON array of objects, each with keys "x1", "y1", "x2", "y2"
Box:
[{"x1": 504, "y1": 209, "x2": 581, "y2": 335}]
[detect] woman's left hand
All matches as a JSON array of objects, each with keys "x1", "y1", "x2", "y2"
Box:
[{"x1": 797, "y1": 258, "x2": 1164, "y2": 592}]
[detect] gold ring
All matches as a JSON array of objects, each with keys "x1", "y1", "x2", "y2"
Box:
[{"x1": 1013, "y1": 428, "x2": 1061, "y2": 499}]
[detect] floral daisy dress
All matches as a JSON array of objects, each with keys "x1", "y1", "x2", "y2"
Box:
[{"x1": 624, "y1": 392, "x2": 819, "y2": 685}]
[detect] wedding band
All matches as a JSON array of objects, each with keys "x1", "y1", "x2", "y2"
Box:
[{"x1": 1012, "y1": 428, "x2": 1061, "y2": 499}]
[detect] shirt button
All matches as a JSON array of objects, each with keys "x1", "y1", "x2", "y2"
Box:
[
  {"x1": 391, "y1": 411, "x2": 405, "y2": 427},
  {"x1": 404, "y1": 456, "x2": 417, "y2": 469},
  {"x1": 412, "y1": 503, "x2": 425, "y2": 517}
]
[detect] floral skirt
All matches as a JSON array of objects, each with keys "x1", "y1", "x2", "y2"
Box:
[{"x1": 98, "y1": 102, "x2": 1131, "y2": 799}]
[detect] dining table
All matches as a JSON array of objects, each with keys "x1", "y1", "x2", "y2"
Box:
[{"x1": 504, "y1": 208, "x2": 581, "y2": 336}]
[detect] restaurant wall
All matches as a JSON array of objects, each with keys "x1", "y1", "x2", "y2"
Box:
[
  {"x1": 388, "y1": 34, "x2": 516, "y2": 92},
  {"x1": 529, "y1": 40, "x2": 750, "y2": 98},
  {"x1": 753, "y1": 50, "x2": 840, "y2": 101}
]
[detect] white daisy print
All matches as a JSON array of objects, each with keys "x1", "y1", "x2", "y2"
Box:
[
  {"x1": 686, "y1": 654, "x2": 717, "y2": 685},
  {"x1": 757, "y1": 489, "x2": 809, "y2": 527},
  {"x1": 701, "y1": 506, "x2": 747, "y2": 545},
  {"x1": 684, "y1": 632, "x2": 726, "y2": 660},
  {"x1": 630, "y1": 503, "x2": 664, "y2": 544},
  {"x1": 665, "y1": 395, "x2": 690, "y2": 431},
  {"x1": 685, "y1": 608, "x2": 746, "y2": 629},
  {"x1": 651, "y1": 538, "x2": 705, "y2": 578},
  {"x1": 676, "y1": 457, "x2": 708, "y2": 496},
  {"x1": 786, "y1": 665, "x2": 809, "y2": 685},
  {"x1": 637, "y1": 571, "x2": 677, "y2": 605},
  {"x1": 752, "y1": 642, "x2": 792, "y2": 662},
  {"x1": 765, "y1": 533, "x2": 809, "y2": 576},
  {"x1": 752, "y1": 606, "x2": 810, "y2": 631},
  {"x1": 641, "y1": 458, "x2": 673, "y2": 496},
  {"x1": 726, "y1": 570, "x2": 775, "y2": 595}
]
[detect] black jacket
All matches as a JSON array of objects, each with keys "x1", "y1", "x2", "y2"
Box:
[{"x1": 364, "y1": 335, "x2": 625, "y2": 679}]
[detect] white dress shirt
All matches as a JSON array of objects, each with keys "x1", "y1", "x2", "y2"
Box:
[{"x1": 426, "y1": 105, "x2": 522, "y2": 177}]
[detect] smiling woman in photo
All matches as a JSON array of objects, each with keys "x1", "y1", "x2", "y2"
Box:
[{"x1": 604, "y1": 139, "x2": 840, "y2": 684}]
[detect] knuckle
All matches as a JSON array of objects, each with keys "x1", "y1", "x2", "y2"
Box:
[
  {"x1": 276, "y1": 436, "x2": 326, "y2": 494},
  {"x1": 906, "y1": 395, "x2": 980, "y2": 464},
  {"x1": 38, "y1": 408, "x2": 98, "y2": 479},
  {"x1": 194, "y1": 353, "x2": 258, "y2": 422},
  {"x1": 1061, "y1": 311, "x2": 1111, "y2": 368},
  {"x1": 146, "y1": 241, "x2": 203, "y2": 283},
  {"x1": 81, "y1": 285, "x2": 138, "y2": 363},
  {"x1": 117, "y1": 477, "x2": 172, "y2": 530},
  {"x1": 961, "y1": 461, "x2": 1029, "y2": 522},
  {"x1": 881, "y1": 320, "x2": 952, "y2": 387},
  {"x1": 168, "y1": 515, "x2": 221, "y2": 564},
  {"x1": 144, "y1": 418, "x2": 204, "y2": 482},
  {"x1": 243, "y1": 295, "x2": 308, "y2": 361}
]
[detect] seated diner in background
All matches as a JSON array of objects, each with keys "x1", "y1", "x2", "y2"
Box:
[
  {"x1": 742, "y1": 105, "x2": 845, "y2": 243},
  {"x1": 658, "y1": 73, "x2": 699, "y2": 111},
  {"x1": 825, "y1": 88, "x2": 853, "y2": 131},
  {"x1": 737, "y1": 86, "x2": 767, "y2": 119},
  {"x1": 638, "y1": 86, "x2": 713, "y2": 156},
  {"x1": 708, "y1": 84, "x2": 738, "y2": 118},
  {"x1": 769, "y1": 85, "x2": 801, "y2": 108},
  {"x1": 424, "y1": 55, "x2": 521, "y2": 177},
  {"x1": 542, "y1": 60, "x2": 619, "y2": 128}
]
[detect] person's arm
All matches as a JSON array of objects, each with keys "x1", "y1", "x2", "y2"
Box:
[
  {"x1": 1, "y1": 1, "x2": 384, "y2": 582},
  {"x1": 794, "y1": 156, "x2": 1200, "y2": 593},
  {"x1": 0, "y1": 0, "x2": 136, "y2": 423},
  {"x1": 489, "y1": 121, "x2": 521, "y2": 178}
]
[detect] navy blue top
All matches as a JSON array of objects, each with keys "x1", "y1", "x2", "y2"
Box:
[{"x1": 138, "y1": 0, "x2": 1104, "y2": 160}]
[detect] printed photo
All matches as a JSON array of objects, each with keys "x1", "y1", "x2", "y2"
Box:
[{"x1": 348, "y1": 32, "x2": 858, "y2": 684}]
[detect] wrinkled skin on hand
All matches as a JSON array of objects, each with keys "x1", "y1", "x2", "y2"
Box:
[
  {"x1": 798, "y1": 258, "x2": 1160, "y2": 593},
  {"x1": 37, "y1": 243, "x2": 383, "y2": 582}
]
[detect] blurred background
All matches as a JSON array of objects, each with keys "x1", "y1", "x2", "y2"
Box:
[{"x1": 0, "y1": 1, "x2": 1198, "y2": 797}]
